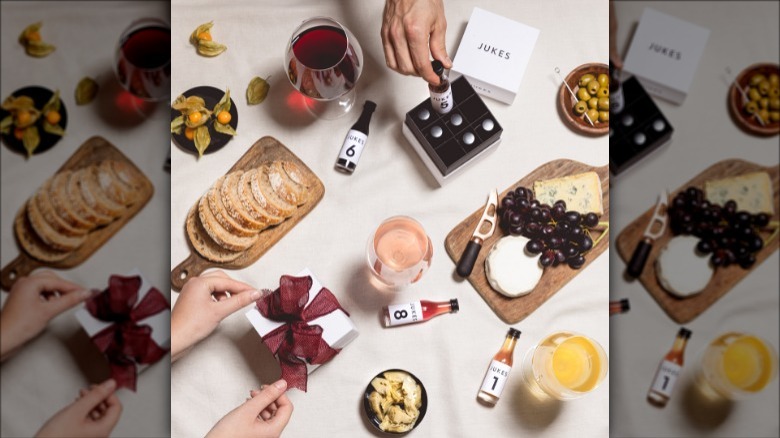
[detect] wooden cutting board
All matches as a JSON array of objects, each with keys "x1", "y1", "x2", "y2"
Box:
[
  {"x1": 616, "y1": 159, "x2": 780, "y2": 323},
  {"x1": 170, "y1": 136, "x2": 324, "y2": 291},
  {"x1": 1, "y1": 136, "x2": 154, "y2": 290},
  {"x1": 445, "y1": 159, "x2": 610, "y2": 324}
]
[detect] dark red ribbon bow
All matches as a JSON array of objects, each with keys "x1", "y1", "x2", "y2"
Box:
[
  {"x1": 86, "y1": 275, "x2": 170, "y2": 391},
  {"x1": 256, "y1": 275, "x2": 348, "y2": 392}
]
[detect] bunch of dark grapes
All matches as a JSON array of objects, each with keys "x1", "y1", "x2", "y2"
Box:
[
  {"x1": 498, "y1": 186, "x2": 600, "y2": 269},
  {"x1": 668, "y1": 187, "x2": 768, "y2": 269}
]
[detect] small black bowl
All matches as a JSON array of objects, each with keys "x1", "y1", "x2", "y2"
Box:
[
  {"x1": 170, "y1": 85, "x2": 238, "y2": 156},
  {"x1": 0, "y1": 86, "x2": 67, "y2": 156},
  {"x1": 363, "y1": 369, "x2": 428, "y2": 434}
]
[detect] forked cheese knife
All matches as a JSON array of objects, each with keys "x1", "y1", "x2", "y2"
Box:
[
  {"x1": 627, "y1": 191, "x2": 669, "y2": 278},
  {"x1": 457, "y1": 189, "x2": 498, "y2": 277}
]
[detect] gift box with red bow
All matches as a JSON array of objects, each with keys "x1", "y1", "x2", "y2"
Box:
[
  {"x1": 74, "y1": 271, "x2": 170, "y2": 391},
  {"x1": 245, "y1": 268, "x2": 359, "y2": 392}
]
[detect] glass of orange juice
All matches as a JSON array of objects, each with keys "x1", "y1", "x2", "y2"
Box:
[
  {"x1": 522, "y1": 332, "x2": 608, "y2": 400},
  {"x1": 697, "y1": 333, "x2": 778, "y2": 400}
]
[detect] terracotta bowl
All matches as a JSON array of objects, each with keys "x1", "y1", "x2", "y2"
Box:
[
  {"x1": 558, "y1": 63, "x2": 609, "y2": 136},
  {"x1": 728, "y1": 63, "x2": 780, "y2": 136}
]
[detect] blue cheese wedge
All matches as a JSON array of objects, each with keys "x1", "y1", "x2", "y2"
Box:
[
  {"x1": 533, "y1": 172, "x2": 603, "y2": 215},
  {"x1": 655, "y1": 236, "x2": 713, "y2": 298},
  {"x1": 485, "y1": 236, "x2": 543, "y2": 297},
  {"x1": 704, "y1": 172, "x2": 774, "y2": 214}
]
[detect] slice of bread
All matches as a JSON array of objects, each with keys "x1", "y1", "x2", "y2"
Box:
[
  {"x1": 238, "y1": 169, "x2": 285, "y2": 226},
  {"x1": 97, "y1": 160, "x2": 137, "y2": 206},
  {"x1": 220, "y1": 171, "x2": 267, "y2": 231},
  {"x1": 198, "y1": 194, "x2": 257, "y2": 251},
  {"x1": 108, "y1": 160, "x2": 144, "y2": 200},
  {"x1": 15, "y1": 209, "x2": 71, "y2": 262},
  {"x1": 78, "y1": 165, "x2": 124, "y2": 218},
  {"x1": 48, "y1": 170, "x2": 96, "y2": 231},
  {"x1": 26, "y1": 198, "x2": 86, "y2": 251},
  {"x1": 67, "y1": 168, "x2": 113, "y2": 226},
  {"x1": 207, "y1": 177, "x2": 256, "y2": 237},
  {"x1": 186, "y1": 204, "x2": 242, "y2": 263},
  {"x1": 251, "y1": 166, "x2": 296, "y2": 218},
  {"x1": 267, "y1": 161, "x2": 308, "y2": 206},
  {"x1": 280, "y1": 160, "x2": 311, "y2": 203},
  {"x1": 35, "y1": 178, "x2": 89, "y2": 237}
]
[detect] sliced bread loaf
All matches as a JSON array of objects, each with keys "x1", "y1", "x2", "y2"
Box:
[
  {"x1": 97, "y1": 160, "x2": 136, "y2": 206},
  {"x1": 251, "y1": 166, "x2": 296, "y2": 218},
  {"x1": 198, "y1": 193, "x2": 257, "y2": 251},
  {"x1": 67, "y1": 168, "x2": 114, "y2": 226},
  {"x1": 35, "y1": 179, "x2": 89, "y2": 237},
  {"x1": 186, "y1": 204, "x2": 242, "y2": 263},
  {"x1": 220, "y1": 171, "x2": 267, "y2": 231},
  {"x1": 15, "y1": 210, "x2": 71, "y2": 262},
  {"x1": 78, "y1": 166, "x2": 124, "y2": 218},
  {"x1": 207, "y1": 177, "x2": 256, "y2": 237},
  {"x1": 239, "y1": 169, "x2": 285, "y2": 226},
  {"x1": 267, "y1": 161, "x2": 308, "y2": 206},
  {"x1": 26, "y1": 197, "x2": 86, "y2": 251},
  {"x1": 48, "y1": 170, "x2": 96, "y2": 231}
]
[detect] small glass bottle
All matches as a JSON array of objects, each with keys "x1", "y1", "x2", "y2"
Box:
[
  {"x1": 648, "y1": 327, "x2": 691, "y2": 407},
  {"x1": 609, "y1": 299, "x2": 630, "y2": 316},
  {"x1": 609, "y1": 62, "x2": 625, "y2": 114},
  {"x1": 383, "y1": 298, "x2": 458, "y2": 327},
  {"x1": 478, "y1": 328, "x2": 521, "y2": 406},
  {"x1": 428, "y1": 60, "x2": 453, "y2": 114},
  {"x1": 336, "y1": 100, "x2": 377, "y2": 173}
]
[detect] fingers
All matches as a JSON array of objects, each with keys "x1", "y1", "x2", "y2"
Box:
[
  {"x1": 214, "y1": 289, "x2": 263, "y2": 320},
  {"x1": 96, "y1": 392, "x2": 122, "y2": 428},
  {"x1": 242, "y1": 379, "x2": 287, "y2": 414},
  {"x1": 73, "y1": 379, "x2": 117, "y2": 417},
  {"x1": 429, "y1": 20, "x2": 451, "y2": 69},
  {"x1": 389, "y1": 24, "x2": 415, "y2": 76},
  {"x1": 199, "y1": 272, "x2": 254, "y2": 295},
  {"x1": 407, "y1": 27, "x2": 438, "y2": 84},
  {"x1": 25, "y1": 272, "x2": 84, "y2": 295},
  {"x1": 266, "y1": 391, "x2": 293, "y2": 431},
  {"x1": 44, "y1": 288, "x2": 92, "y2": 317}
]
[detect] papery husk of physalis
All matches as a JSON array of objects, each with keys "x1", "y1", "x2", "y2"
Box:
[
  {"x1": 214, "y1": 120, "x2": 236, "y2": 136},
  {"x1": 0, "y1": 116, "x2": 12, "y2": 135},
  {"x1": 197, "y1": 40, "x2": 226, "y2": 57},
  {"x1": 2, "y1": 95, "x2": 35, "y2": 112},
  {"x1": 190, "y1": 22, "x2": 214, "y2": 45},
  {"x1": 213, "y1": 88, "x2": 231, "y2": 114},
  {"x1": 194, "y1": 125, "x2": 210, "y2": 157},
  {"x1": 22, "y1": 126, "x2": 40, "y2": 157},
  {"x1": 41, "y1": 90, "x2": 61, "y2": 114},
  {"x1": 43, "y1": 121, "x2": 64, "y2": 136},
  {"x1": 172, "y1": 95, "x2": 207, "y2": 113},
  {"x1": 171, "y1": 115, "x2": 184, "y2": 134},
  {"x1": 25, "y1": 40, "x2": 56, "y2": 58},
  {"x1": 75, "y1": 77, "x2": 99, "y2": 105},
  {"x1": 19, "y1": 22, "x2": 43, "y2": 44},
  {"x1": 246, "y1": 76, "x2": 270, "y2": 105},
  {"x1": 184, "y1": 109, "x2": 211, "y2": 128}
]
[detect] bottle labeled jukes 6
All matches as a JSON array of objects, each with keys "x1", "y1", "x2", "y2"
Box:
[
  {"x1": 336, "y1": 100, "x2": 377, "y2": 173},
  {"x1": 477, "y1": 328, "x2": 521, "y2": 406},
  {"x1": 429, "y1": 60, "x2": 453, "y2": 114}
]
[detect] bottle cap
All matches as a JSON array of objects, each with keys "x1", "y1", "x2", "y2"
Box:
[
  {"x1": 431, "y1": 60, "x2": 444, "y2": 76},
  {"x1": 508, "y1": 328, "x2": 521, "y2": 339},
  {"x1": 450, "y1": 298, "x2": 459, "y2": 313},
  {"x1": 678, "y1": 327, "x2": 692, "y2": 339},
  {"x1": 620, "y1": 298, "x2": 630, "y2": 312},
  {"x1": 364, "y1": 100, "x2": 377, "y2": 113}
]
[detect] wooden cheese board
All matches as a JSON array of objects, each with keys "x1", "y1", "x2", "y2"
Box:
[
  {"x1": 616, "y1": 159, "x2": 780, "y2": 323},
  {"x1": 170, "y1": 136, "x2": 324, "y2": 291},
  {"x1": 1, "y1": 136, "x2": 154, "y2": 290},
  {"x1": 445, "y1": 159, "x2": 610, "y2": 324}
]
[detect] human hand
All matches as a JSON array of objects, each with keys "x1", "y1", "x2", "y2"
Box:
[
  {"x1": 609, "y1": 0, "x2": 623, "y2": 69},
  {"x1": 1, "y1": 271, "x2": 91, "y2": 362},
  {"x1": 382, "y1": 0, "x2": 450, "y2": 84},
  {"x1": 36, "y1": 378, "x2": 122, "y2": 438},
  {"x1": 206, "y1": 379, "x2": 293, "y2": 438},
  {"x1": 171, "y1": 270, "x2": 261, "y2": 361}
]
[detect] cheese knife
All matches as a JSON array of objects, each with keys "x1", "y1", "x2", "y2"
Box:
[
  {"x1": 457, "y1": 189, "x2": 498, "y2": 277},
  {"x1": 627, "y1": 191, "x2": 669, "y2": 278}
]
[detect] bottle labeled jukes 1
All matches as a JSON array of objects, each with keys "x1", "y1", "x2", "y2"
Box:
[
  {"x1": 647, "y1": 327, "x2": 691, "y2": 407},
  {"x1": 383, "y1": 298, "x2": 458, "y2": 327},
  {"x1": 336, "y1": 100, "x2": 377, "y2": 173},
  {"x1": 477, "y1": 328, "x2": 521, "y2": 406},
  {"x1": 429, "y1": 60, "x2": 453, "y2": 114}
]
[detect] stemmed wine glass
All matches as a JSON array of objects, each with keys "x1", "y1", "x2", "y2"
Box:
[
  {"x1": 285, "y1": 17, "x2": 363, "y2": 119},
  {"x1": 114, "y1": 18, "x2": 171, "y2": 102}
]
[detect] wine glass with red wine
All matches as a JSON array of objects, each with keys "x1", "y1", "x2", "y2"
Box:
[
  {"x1": 114, "y1": 18, "x2": 171, "y2": 102},
  {"x1": 285, "y1": 17, "x2": 363, "y2": 119}
]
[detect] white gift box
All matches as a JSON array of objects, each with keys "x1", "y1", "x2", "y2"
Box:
[
  {"x1": 245, "y1": 268, "x2": 359, "y2": 375},
  {"x1": 623, "y1": 8, "x2": 710, "y2": 105},
  {"x1": 450, "y1": 7, "x2": 540, "y2": 104},
  {"x1": 74, "y1": 269, "x2": 171, "y2": 375}
]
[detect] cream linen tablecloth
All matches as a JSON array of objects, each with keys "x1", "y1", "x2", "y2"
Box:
[
  {"x1": 170, "y1": 0, "x2": 608, "y2": 437},
  {"x1": 1, "y1": 2, "x2": 170, "y2": 437},
  {"x1": 610, "y1": 2, "x2": 779, "y2": 437}
]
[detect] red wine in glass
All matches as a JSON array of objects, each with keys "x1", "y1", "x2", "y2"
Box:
[
  {"x1": 115, "y1": 18, "x2": 171, "y2": 101},
  {"x1": 285, "y1": 17, "x2": 363, "y2": 118}
]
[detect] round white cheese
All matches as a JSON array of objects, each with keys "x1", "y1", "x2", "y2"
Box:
[
  {"x1": 485, "y1": 235, "x2": 543, "y2": 297},
  {"x1": 655, "y1": 236, "x2": 713, "y2": 297}
]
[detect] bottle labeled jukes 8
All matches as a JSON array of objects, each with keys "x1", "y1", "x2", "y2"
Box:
[{"x1": 383, "y1": 299, "x2": 458, "y2": 327}]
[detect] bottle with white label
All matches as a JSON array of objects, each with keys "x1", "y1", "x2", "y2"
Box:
[
  {"x1": 429, "y1": 60, "x2": 453, "y2": 114},
  {"x1": 648, "y1": 327, "x2": 692, "y2": 407},
  {"x1": 383, "y1": 298, "x2": 458, "y2": 327},
  {"x1": 609, "y1": 62, "x2": 625, "y2": 114},
  {"x1": 336, "y1": 100, "x2": 376, "y2": 173},
  {"x1": 478, "y1": 328, "x2": 521, "y2": 406}
]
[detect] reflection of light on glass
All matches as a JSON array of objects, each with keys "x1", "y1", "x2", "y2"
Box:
[
  {"x1": 286, "y1": 90, "x2": 312, "y2": 113},
  {"x1": 115, "y1": 89, "x2": 155, "y2": 117}
]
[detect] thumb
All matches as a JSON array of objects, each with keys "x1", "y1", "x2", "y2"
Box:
[
  {"x1": 72, "y1": 379, "x2": 117, "y2": 416},
  {"x1": 45, "y1": 289, "x2": 92, "y2": 318},
  {"x1": 215, "y1": 289, "x2": 263, "y2": 320},
  {"x1": 429, "y1": 23, "x2": 451, "y2": 68},
  {"x1": 242, "y1": 379, "x2": 288, "y2": 414}
]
